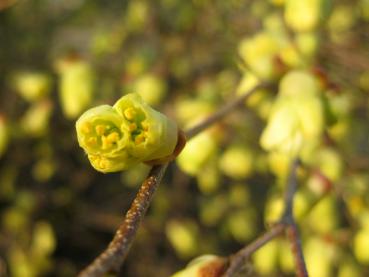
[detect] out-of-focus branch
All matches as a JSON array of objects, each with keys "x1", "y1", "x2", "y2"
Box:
[
  {"x1": 322, "y1": 43, "x2": 369, "y2": 72},
  {"x1": 281, "y1": 159, "x2": 308, "y2": 277},
  {"x1": 78, "y1": 83, "x2": 267, "y2": 277},
  {"x1": 224, "y1": 223, "x2": 285, "y2": 277},
  {"x1": 224, "y1": 158, "x2": 309, "y2": 277},
  {"x1": 185, "y1": 82, "x2": 269, "y2": 139},
  {"x1": 281, "y1": 158, "x2": 300, "y2": 223},
  {"x1": 286, "y1": 223, "x2": 308, "y2": 277}
]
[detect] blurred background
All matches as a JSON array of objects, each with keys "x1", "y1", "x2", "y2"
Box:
[{"x1": 0, "y1": 0, "x2": 368, "y2": 276}]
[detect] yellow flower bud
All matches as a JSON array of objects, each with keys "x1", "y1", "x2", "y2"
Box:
[
  {"x1": 278, "y1": 239, "x2": 295, "y2": 273},
  {"x1": 280, "y1": 70, "x2": 320, "y2": 98},
  {"x1": 253, "y1": 239, "x2": 279, "y2": 275},
  {"x1": 218, "y1": 145, "x2": 254, "y2": 180},
  {"x1": 305, "y1": 237, "x2": 336, "y2": 277},
  {"x1": 113, "y1": 93, "x2": 178, "y2": 161},
  {"x1": 354, "y1": 228, "x2": 369, "y2": 265},
  {"x1": 260, "y1": 70, "x2": 325, "y2": 156},
  {"x1": 238, "y1": 31, "x2": 282, "y2": 79},
  {"x1": 11, "y1": 71, "x2": 52, "y2": 102},
  {"x1": 175, "y1": 98, "x2": 215, "y2": 125},
  {"x1": 20, "y1": 100, "x2": 53, "y2": 137},
  {"x1": 296, "y1": 32, "x2": 319, "y2": 58},
  {"x1": 307, "y1": 195, "x2": 339, "y2": 234},
  {"x1": 284, "y1": 0, "x2": 332, "y2": 32},
  {"x1": 76, "y1": 93, "x2": 178, "y2": 173},
  {"x1": 31, "y1": 221, "x2": 56, "y2": 257},
  {"x1": 227, "y1": 209, "x2": 257, "y2": 242},
  {"x1": 166, "y1": 219, "x2": 199, "y2": 259},
  {"x1": 176, "y1": 131, "x2": 217, "y2": 176},
  {"x1": 132, "y1": 73, "x2": 167, "y2": 106},
  {"x1": 58, "y1": 59, "x2": 94, "y2": 119},
  {"x1": 171, "y1": 255, "x2": 226, "y2": 277},
  {"x1": 260, "y1": 99, "x2": 304, "y2": 155}
]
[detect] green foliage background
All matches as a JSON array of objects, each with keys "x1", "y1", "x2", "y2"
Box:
[{"x1": 0, "y1": 0, "x2": 368, "y2": 276}]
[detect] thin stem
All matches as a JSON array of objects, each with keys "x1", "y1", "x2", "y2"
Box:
[
  {"x1": 224, "y1": 158, "x2": 309, "y2": 277},
  {"x1": 223, "y1": 223, "x2": 285, "y2": 277},
  {"x1": 281, "y1": 158, "x2": 300, "y2": 223},
  {"x1": 78, "y1": 164, "x2": 167, "y2": 277},
  {"x1": 78, "y1": 83, "x2": 265, "y2": 277},
  {"x1": 286, "y1": 224, "x2": 308, "y2": 277},
  {"x1": 185, "y1": 83, "x2": 269, "y2": 139},
  {"x1": 282, "y1": 158, "x2": 308, "y2": 277}
]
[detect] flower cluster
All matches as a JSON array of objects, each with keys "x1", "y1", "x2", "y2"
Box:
[
  {"x1": 76, "y1": 93, "x2": 178, "y2": 173},
  {"x1": 260, "y1": 70, "x2": 325, "y2": 156}
]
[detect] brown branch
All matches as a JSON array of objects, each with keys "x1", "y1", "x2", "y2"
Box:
[
  {"x1": 185, "y1": 82, "x2": 269, "y2": 139},
  {"x1": 78, "y1": 164, "x2": 168, "y2": 277},
  {"x1": 78, "y1": 83, "x2": 266, "y2": 277},
  {"x1": 286, "y1": 223, "x2": 308, "y2": 277},
  {"x1": 224, "y1": 158, "x2": 309, "y2": 277},
  {"x1": 281, "y1": 158, "x2": 300, "y2": 223},
  {"x1": 223, "y1": 223, "x2": 285, "y2": 277},
  {"x1": 322, "y1": 43, "x2": 369, "y2": 72},
  {"x1": 280, "y1": 159, "x2": 308, "y2": 277}
]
